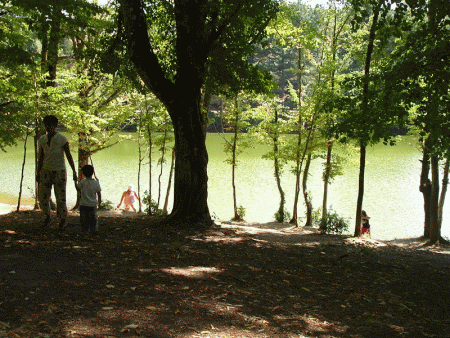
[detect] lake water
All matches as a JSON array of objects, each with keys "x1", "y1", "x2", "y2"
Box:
[{"x1": 1, "y1": 133, "x2": 448, "y2": 240}]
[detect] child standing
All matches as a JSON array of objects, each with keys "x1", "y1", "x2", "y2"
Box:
[
  {"x1": 76, "y1": 165, "x2": 102, "y2": 232},
  {"x1": 361, "y1": 210, "x2": 371, "y2": 238}
]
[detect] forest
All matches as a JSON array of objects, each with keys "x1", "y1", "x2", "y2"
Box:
[{"x1": 1, "y1": 0, "x2": 450, "y2": 244}]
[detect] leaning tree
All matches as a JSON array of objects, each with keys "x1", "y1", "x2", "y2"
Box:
[{"x1": 114, "y1": 0, "x2": 279, "y2": 225}]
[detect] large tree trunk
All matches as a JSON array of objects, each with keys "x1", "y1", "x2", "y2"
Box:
[
  {"x1": 119, "y1": 0, "x2": 212, "y2": 226},
  {"x1": 167, "y1": 98, "x2": 211, "y2": 225}
]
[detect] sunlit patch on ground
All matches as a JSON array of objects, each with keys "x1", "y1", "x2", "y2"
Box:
[
  {"x1": 64, "y1": 318, "x2": 114, "y2": 337},
  {"x1": 161, "y1": 266, "x2": 224, "y2": 278},
  {"x1": 2, "y1": 210, "x2": 450, "y2": 338}
]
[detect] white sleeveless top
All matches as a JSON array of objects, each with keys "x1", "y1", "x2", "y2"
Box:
[{"x1": 39, "y1": 133, "x2": 69, "y2": 170}]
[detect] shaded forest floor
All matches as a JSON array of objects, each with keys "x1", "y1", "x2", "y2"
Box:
[{"x1": 1, "y1": 210, "x2": 450, "y2": 338}]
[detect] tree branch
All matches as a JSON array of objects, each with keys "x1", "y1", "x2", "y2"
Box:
[{"x1": 118, "y1": 0, "x2": 174, "y2": 104}]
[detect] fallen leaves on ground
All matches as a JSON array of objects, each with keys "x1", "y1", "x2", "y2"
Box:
[{"x1": 1, "y1": 210, "x2": 450, "y2": 338}]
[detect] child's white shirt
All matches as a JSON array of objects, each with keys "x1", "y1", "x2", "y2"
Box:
[{"x1": 79, "y1": 178, "x2": 101, "y2": 207}]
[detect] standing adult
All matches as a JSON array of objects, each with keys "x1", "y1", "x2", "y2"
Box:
[{"x1": 36, "y1": 115, "x2": 77, "y2": 228}]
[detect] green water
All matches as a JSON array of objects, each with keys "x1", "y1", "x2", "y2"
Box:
[{"x1": 1, "y1": 133, "x2": 448, "y2": 240}]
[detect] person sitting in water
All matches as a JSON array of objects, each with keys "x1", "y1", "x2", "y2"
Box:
[{"x1": 117, "y1": 185, "x2": 140, "y2": 212}]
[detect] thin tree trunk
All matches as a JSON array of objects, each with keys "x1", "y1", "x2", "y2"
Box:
[
  {"x1": 231, "y1": 98, "x2": 241, "y2": 221},
  {"x1": 419, "y1": 143, "x2": 432, "y2": 238},
  {"x1": 39, "y1": 12, "x2": 49, "y2": 75},
  {"x1": 438, "y1": 155, "x2": 449, "y2": 228},
  {"x1": 73, "y1": 132, "x2": 90, "y2": 210},
  {"x1": 322, "y1": 141, "x2": 333, "y2": 220},
  {"x1": 34, "y1": 116, "x2": 44, "y2": 210},
  {"x1": 34, "y1": 6, "x2": 61, "y2": 210},
  {"x1": 34, "y1": 12, "x2": 49, "y2": 210},
  {"x1": 163, "y1": 147, "x2": 175, "y2": 214},
  {"x1": 157, "y1": 130, "x2": 167, "y2": 207},
  {"x1": 354, "y1": 4, "x2": 380, "y2": 236},
  {"x1": 147, "y1": 123, "x2": 153, "y2": 215},
  {"x1": 17, "y1": 132, "x2": 30, "y2": 212},
  {"x1": 231, "y1": 140, "x2": 239, "y2": 220},
  {"x1": 429, "y1": 155, "x2": 440, "y2": 244},
  {"x1": 46, "y1": 6, "x2": 61, "y2": 88},
  {"x1": 355, "y1": 141, "x2": 366, "y2": 237},
  {"x1": 302, "y1": 153, "x2": 313, "y2": 227},
  {"x1": 273, "y1": 107, "x2": 285, "y2": 223},
  {"x1": 322, "y1": 5, "x2": 337, "y2": 221},
  {"x1": 291, "y1": 46, "x2": 303, "y2": 226},
  {"x1": 137, "y1": 114, "x2": 144, "y2": 213}
]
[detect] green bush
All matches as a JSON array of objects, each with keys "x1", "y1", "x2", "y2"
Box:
[
  {"x1": 98, "y1": 199, "x2": 114, "y2": 210},
  {"x1": 234, "y1": 205, "x2": 246, "y2": 220},
  {"x1": 316, "y1": 208, "x2": 349, "y2": 235},
  {"x1": 274, "y1": 208, "x2": 291, "y2": 223},
  {"x1": 142, "y1": 191, "x2": 167, "y2": 216}
]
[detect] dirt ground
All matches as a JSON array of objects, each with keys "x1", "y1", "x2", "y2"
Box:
[{"x1": 1, "y1": 210, "x2": 450, "y2": 338}]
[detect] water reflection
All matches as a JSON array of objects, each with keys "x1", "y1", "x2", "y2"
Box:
[{"x1": 0, "y1": 134, "x2": 447, "y2": 240}]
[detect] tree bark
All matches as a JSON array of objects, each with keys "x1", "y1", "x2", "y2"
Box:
[
  {"x1": 302, "y1": 153, "x2": 313, "y2": 227},
  {"x1": 157, "y1": 130, "x2": 167, "y2": 207},
  {"x1": 273, "y1": 107, "x2": 285, "y2": 223},
  {"x1": 46, "y1": 6, "x2": 61, "y2": 88},
  {"x1": 322, "y1": 141, "x2": 333, "y2": 220},
  {"x1": 17, "y1": 132, "x2": 30, "y2": 212},
  {"x1": 322, "y1": 6, "x2": 338, "y2": 221},
  {"x1": 73, "y1": 132, "x2": 91, "y2": 210},
  {"x1": 429, "y1": 155, "x2": 440, "y2": 244},
  {"x1": 419, "y1": 144, "x2": 432, "y2": 238},
  {"x1": 231, "y1": 98, "x2": 241, "y2": 221},
  {"x1": 137, "y1": 113, "x2": 144, "y2": 213},
  {"x1": 354, "y1": 4, "x2": 380, "y2": 236},
  {"x1": 168, "y1": 98, "x2": 211, "y2": 224},
  {"x1": 163, "y1": 147, "x2": 175, "y2": 214},
  {"x1": 34, "y1": 115, "x2": 44, "y2": 210},
  {"x1": 119, "y1": 0, "x2": 212, "y2": 225},
  {"x1": 290, "y1": 46, "x2": 303, "y2": 226},
  {"x1": 354, "y1": 141, "x2": 365, "y2": 237},
  {"x1": 147, "y1": 122, "x2": 153, "y2": 215},
  {"x1": 438, "y1": 155, "x2": 449, "y2": 228}
]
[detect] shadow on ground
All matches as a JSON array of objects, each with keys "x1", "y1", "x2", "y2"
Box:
[{"x1": 1, "y1": 211, "x2": 450, "y2": 337}]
